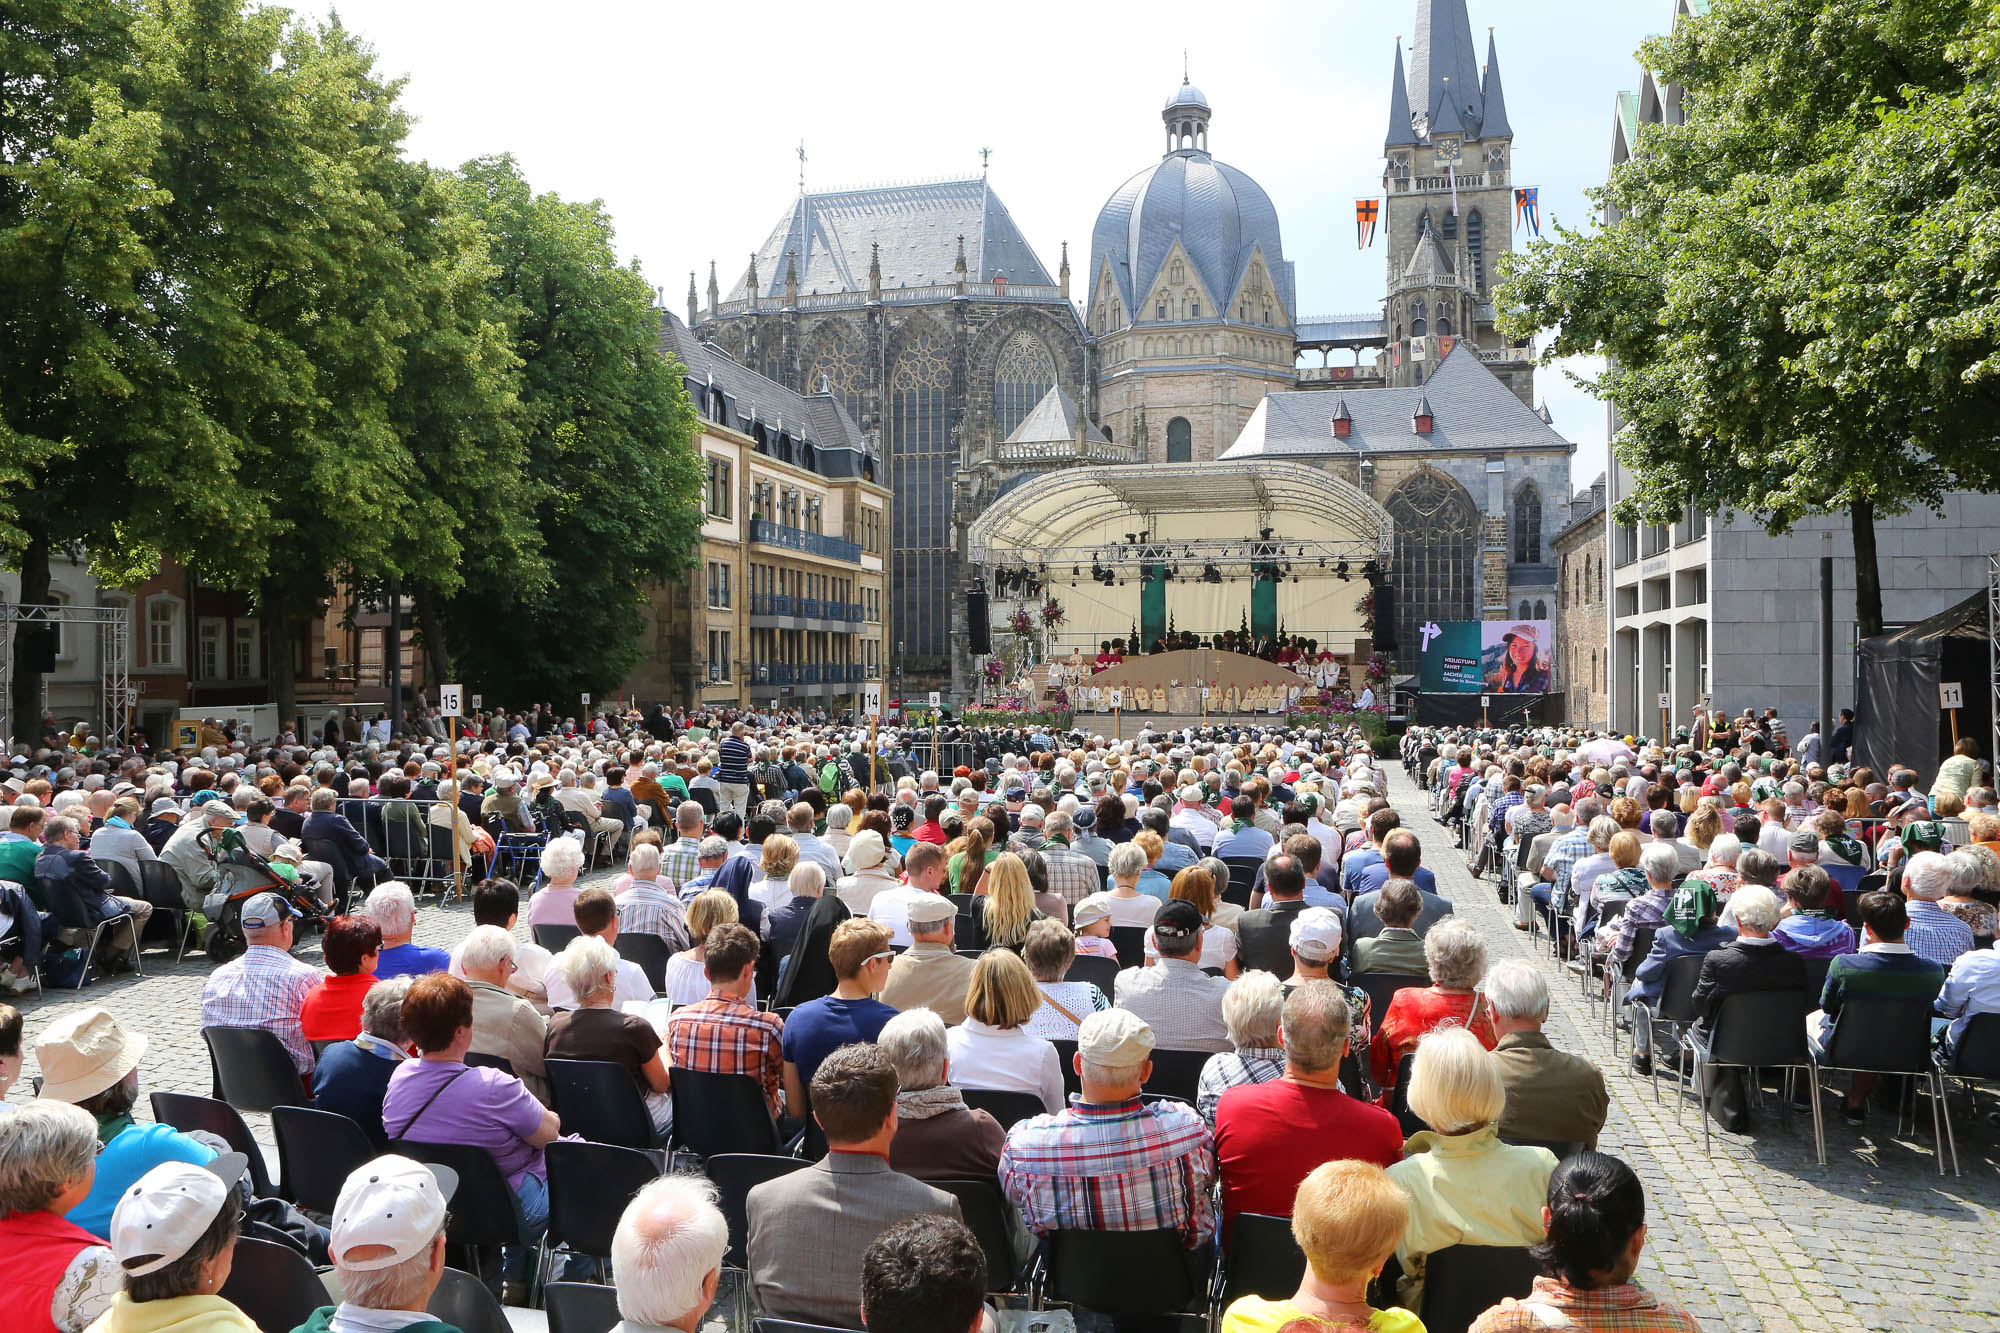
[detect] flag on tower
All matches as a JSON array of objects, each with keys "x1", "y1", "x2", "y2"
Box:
[
  {"x1": 1515, "y1": 187, "x2": 1541, "y2": 236},
  {"x1": 1447, "y1": 165, "x2": 1459, "y2": 218},
  {"x1": 1355, "y1": 199, "x2": 1380, "y2": 250}
]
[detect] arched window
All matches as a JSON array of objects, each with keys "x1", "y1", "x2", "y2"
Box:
[
  {"x1": 1513, "y1": 482, "x2": 1543, "y2": 563},
  {"x1": 1410, "y1": 299, "x2": 1428, "y2": 338},
  {"x1": 1519, "y1": 600, "x2": 1531, "y2": 620},
  {"x1": 1466, "y1": 210, "x2": 1485, "y2": 292},
  {"x1": 992, "y1": 331, "x2": 1056, "y2": 440},
  {"x1": 1442, "y1": 209, "x2": 1457, "y2": 240},
  {"x1": 1386, "y1": 472, "x2": 1479, "y2": 663},
  {"x1": 1534, "y1": 599, "x2": 1547, "y2": 619},
  {"x1": 1436, "y1": 308, "x2": 1453, "y2": 336},
  {"x1": 1166, "y1": 417, "x2": 1192, "y2": 463},
  {"x1": 802, "y1": 326, "x2": 870, "y2": 423},
  {"x1": 889, "y1": 322, "x2": 951, "y2": 667}
]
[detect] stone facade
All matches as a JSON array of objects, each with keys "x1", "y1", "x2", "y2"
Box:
[{"x1": 1551, "y1": 476, "x2": 1607, "y2": 728}]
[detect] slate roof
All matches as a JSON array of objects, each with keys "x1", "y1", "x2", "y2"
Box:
[
  {"x1": 1409, "y1": 0, "x2": 1489, "y2": 138},
  {"x1": 1385, "y1": 41, "x2": 1420, "y2": 147},
  {"x1": 1002, "y1": 384, "x2": 1109, "y2": 446},
  {"x1": 656, "y1": 311, "x2": 877, "y2": 480},
  {"x1": 727, "y1": 179, "x2": 1055, "y2": 302},
  {"x1": 1480, "y1": 31, "x2": 1513, "y2": 139},
  {"x1": 1553, "y1": 472, "x2": 1607, "y2": 544},
  {"x1": 1218, "y1": 344, "x2": 1574, "y2": 459}
]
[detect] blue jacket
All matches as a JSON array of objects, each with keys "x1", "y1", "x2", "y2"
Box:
[
  {"x1": 32, "y1": 846, "x2": 123, "y2": 924},
  {"x1": 301, "y1": 810, "x2": 388, "y2": 879},
  {"x1": 1628, "y1": 923, "x2": 1737, "y2": 1005}
]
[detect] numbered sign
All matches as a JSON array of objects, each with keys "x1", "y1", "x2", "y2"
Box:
[
  {"x1": 1108, "y1": 688, "x2": 1124, "y2": 709},
  {"x1": 471, "y1": 694, "x2": 483, "y2": 710},
  {"x1": 439, "y1": 683, "x2": 464, "y2": 718},
  {"x1": 864, "y1": 683, "x2": 883, "y2": 719},
  {"x1": 1657, "y1": 692, "x2": 1671, "y2": 711},
  {"x1": 1940, "y1": 681, "x2": 1965, "y2": 710},
  {"x1": 122, "y1": 688, "x2": 138, "y2": 707},
  {"x1": 1482, "y1": 695, "x2": 1492, "y2": 708},
  {"x1": 928, "y1": 691, "x2": 941, "y2": 708},
  {"x1": 1200, "y1": 686, "x2": 1211, "y2": 701},
  {"x1": 580, "y1": 692, "x2": 592, "y2": 706}
]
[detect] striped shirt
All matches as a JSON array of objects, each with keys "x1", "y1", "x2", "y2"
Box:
[
  {"x1": 1905, "y1": 899, "x2": 1975, "y2": 968},
  {"x1": 716, "y1": 737, "x2": 752, "y2": 785},
  {"x1": 616, "y1": 881, "x2": 689, "y2": 949},
  {"x1": 662, "y1": 836, "x2": 704, "y2": 892},
  {"x1": 1040, "y1": 845, "x2": 1102, "y2": 908},
  {"x1": 1543, "y1": 825, "x2": 1592, "y2": 913},
  {"x1": 666, "y1": 990, "x2": 786, "y2": 1119},
  {"x1": 999, "y1": 1095, "x2": 1216, "y2": 1246},
  {"x1": 199, "y1": 945, "x2": 323, "y2": 1073}
]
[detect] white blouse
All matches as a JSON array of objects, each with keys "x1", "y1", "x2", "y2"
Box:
[{"x1": 945, "y1": 1018, "x2": 1066, "y2": 1113}]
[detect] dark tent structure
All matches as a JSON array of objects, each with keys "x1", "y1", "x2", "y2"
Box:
[{"x1": 1854, "y1": 591, "x2": 1990, "y2": 789}]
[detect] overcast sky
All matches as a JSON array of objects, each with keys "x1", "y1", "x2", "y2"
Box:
[{"x1": 296, "y1": 0, "x2": 1670, "y2": 488}]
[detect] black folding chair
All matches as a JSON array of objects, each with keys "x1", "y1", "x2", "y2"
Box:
[
  {"x1": 1605, "y1": 925, "x2": 1659, "y2": 1051},
  {"x1": 389, "y1": 1140, "x2": 527, "y2": 1282},
  {"x1": 1418, "y1": 1244, "x2": 1538, "y2": 1333},
  {"x1": 547, "y1": 1057, "x2": 661, "y2": 1149},
  {"x1": 112, "y1": 860, "x2": 198, "y2": 960},
  {"x1": 1062, "y1": 953, "x2": 1120, "y2": 993},
  {"x1": 1143, "y1": 1047, "x2": 1210, "y2": 1105},
  {"x1": 1638, "y1": 953, "x2": 1705, "y2": 1105},
  {"x1": 203, "y1": 1026, "x2": 312, "y2": 1113},
  {"x1": 959, "y1": 1087, "x2": 1049, "y2": 1129},
  {"x1": 953, "y1": 913, "x2": 982, "y2": 952},
  {"x1": 150, "y1": 1091, "x2": 275, "y2": 1199},
  {"x1": 1215, "y1": 1211, "x2": 1306, "y2": 1303},
  {"x1": 670, "y1": 1067, "x2": 781, "y2": 1158},
  {"x1": 1684, "y1": 988, "x2": 1820, "y2": 1162},
  {"x1": 1052, "y1": 1037, "x2": 1081, "y2": 1099},
  {"x1": 707, "y1": 1151, "x2": 809, "y2": 1329},
  {"x1": 1811, "y1": 994, "x2": 1955, "y2": 1175},
  {"x1": 302, "y1": 836, "x2": 359, "y2": 909},
  {"x1": 428, "y1": 1266, "x2": 512, "y2": 1333},
  {"x1": 533, "y1": 923, "x2": 581, "y2": 953},
  {"x1": 615, "y1": 931, "x2": 671, "y2": 992},
  {"x1": 545, "y1": 1280, "x2": 623, "y2": 1333},
  {"x1": 1035, "y1": 1228, "x2": 1204, "y2": 1323},
  {"x1": 932, "y1": 1176, "x2": 1027, "y2": 1292},
  {"x1": 37, "y1": 872, "x2": 138, "y2": 986},
  {"x1": 545, "y1": 1140, "x2": 661, "y2": 1271},
  {"x1": 272, "y1": 1104, "x2": 379, "y2": 1213},
  {"x1": 1109, "y1": 925, "x2": 1148, "y2": 969},
  {"x1": 1938, "y1": 1011, "x2": 2000, "y2": 1127},
  {"x1": 465, "y1": 1051, "x2": 515, "y2": 1075},
  {"x1": 692, "y1": 788, "x2": 720, "y2": 817},
  {"x1": 218, "y1": 1235, "x2": 332, "y2": 1333}
]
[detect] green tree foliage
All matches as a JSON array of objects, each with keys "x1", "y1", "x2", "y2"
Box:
[
  {"x1": 438, "y1": 157, "x2": 703, "y2": 703},
  {"x1": 1499, "y1": 0, "x2": 2000, "y2": 635}
]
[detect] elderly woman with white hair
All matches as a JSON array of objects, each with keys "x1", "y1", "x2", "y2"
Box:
[
  {"x1": 1386, "y1": 1026, "x2": 1558, "y2": 1310},
  {"x1": 458, "y1": 925, "x2": 550, "y2": 1104},
  {"x1": 877, "y1": 1008, "x2": 1007, "y2": 1181},
  {"x1": 545, "y1": 936, "x2": 673, "y2": 1134},
  {"x1": 525, "y1": 836, "x2": 587, "y2": 927},
  {"x1": 312, "y1": 975, "x2": 415, "y2": 1147},
  {"x1": 1195, "y1": 969, "x2": 1286, "y2": 1124},
  {"x1": 1370, "y1": 918, "x2": 1497, "y2": 1093}
]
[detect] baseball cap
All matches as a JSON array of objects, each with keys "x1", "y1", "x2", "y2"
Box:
[
  {"x1": 109, "y1": 1155, "x2": 251, "y2": 1276},
  {"x1": 239, "y1": 892, "x2": 297, "y2": 930},
  {"x1": 1176, "y1": 785, "x2": 1204, "y2": 805},
  {"x1": 1903, "y1": 820, "x2": 1946, "y2": 851},
  {"x1": 1071, "y1": 892, "x2": 1115, "y2": 928},
  {"x1": 329, "y1": 1155, "x2": 459, "y2": 1271},
  {"x1": 1076, "y1": 1008, "x2": 1155, "y2": 1069},
  {"x1": 1787, "y1": 829, "x2": 1820, "y2": 856},
  {"x1": 1153, "y1": 899, "x2": 1203, "y2": 941},
  {"x1": 1288, "y1": 906, "x2": 1343, "y2": 962},
  {"x1": 904, "y1": 893, "x2": 958, "y2": 926},
  {"x1": 1071, "y1": 808, "x2": 1097, "y2": 830}
]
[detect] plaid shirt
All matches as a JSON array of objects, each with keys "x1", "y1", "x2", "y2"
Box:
[
  {"x1": 1604, "y1": 887, "x2": 1670, "y2": 964},
  {"x1": 1487, "y1": 789, "x2": 1523, "y2": 836},
  {"x1": 199, "y1": 945, "x2": 323, "y2": 1074},
  {"x1": 999, "y1": 1095, "x2": 1215, "y2": 1246},
  {"x1": 1543, "y1": 825, "x2": 1592, "y2": 913},
  {"x1": 1194, "y1": 1046, "x2": 1284, "y2": 1124},
  {"x1": 667, "y1": 990, "x2": 786, "y2": 1119},
  {"x1": 1905, "y1": 899, "x2": 1975, "y2": 968},
  {"x1": 1041, "y1": 843, "x2": 1101, "y2": 907},
  {"x1": 662, "y1": 836, "x2": 704, "y2": 892},
  {"x1": 1469, "y1": 1276, "x2": 1701, "y2": 1333}
]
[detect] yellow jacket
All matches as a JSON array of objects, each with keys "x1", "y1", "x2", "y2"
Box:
[{"x1": 1385, "y1": 1123, "x2": 1556, "y2": 1311}]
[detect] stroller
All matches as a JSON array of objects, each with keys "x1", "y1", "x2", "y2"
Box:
[{"x1": 196, "y1": 828, "x2": 332, "y2": 963}]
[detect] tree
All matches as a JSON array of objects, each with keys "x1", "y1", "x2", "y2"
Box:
[
  {"x1": 1498, "y1": 0, "x2": 2000, "y2": 636},
  {"x1": 438, "y1": 157, "x2": 703, "y2": 702}
]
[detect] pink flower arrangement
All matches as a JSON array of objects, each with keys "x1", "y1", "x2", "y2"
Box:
[
  {"x1": 983, "y1": 658, "x2": 1006, "y2": 683},
  {"x1": 1008, "y1": 608, "x2": 1035, "y2": 638},
  {"x1": 1365, "y1": 651, "x2": 1391, "y2": 683},
  {"x1": 1357, "y1": 591, "x2": 1376, "y2": 631},
  {"x1": 1040, "y1": 599, "x2": 1065, "y2": 629}
]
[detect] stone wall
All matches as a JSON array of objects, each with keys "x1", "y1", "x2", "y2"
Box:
[{"x1": 1552, "y1": 511, "x2": 1607, "y2": 728}]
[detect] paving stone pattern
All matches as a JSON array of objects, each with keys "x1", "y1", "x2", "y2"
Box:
[{"x1": 9, "y1": 795, "x2": 1999, "y2": 1331}]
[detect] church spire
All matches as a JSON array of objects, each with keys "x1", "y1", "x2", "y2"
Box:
[
  {"x1": 1385, "y1": 38, "x2": 1419, "y2": 147},
  {"x1": 746, "y1": 252, "x2": 760, "y2": 310},
  {"x1": 1480, "y1": 28, "x2": 1513, "y2": 139},
  {"x1": 706, "y1": 260, "x2": 719, "y2": 315},
  {"x1": 1409, "y1": 0, "x2": 1484, "y2": 136},
  {"x1": 868, "y1": 241, "x2": 881, "y2": 302},
  {"x1": 784, "y1": 249, "x2": 798, "y2": 307},
  {"x1": 686, "y1": 271, "x2": 698, "y2": 326},
  {"x1": 1058, "y1": 241, "x2": 1070, "y2": 300}
]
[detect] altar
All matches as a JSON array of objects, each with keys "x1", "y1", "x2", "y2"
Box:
[{"x1": 1069, "y1": 649, "x2": 1314, "y2": 714}]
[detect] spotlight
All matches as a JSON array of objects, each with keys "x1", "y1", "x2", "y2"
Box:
[
  {"x1": 1337, "y1": 560, "x2": 1350, "y2": 581},
  {"x1": 1259, "y1": 527, "x2": 1274, "y2": 541}
]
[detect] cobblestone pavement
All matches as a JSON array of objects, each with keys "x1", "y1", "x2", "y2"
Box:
[{"x1": 10, "y1": 799, "x2": 2000, "y2": 1331}]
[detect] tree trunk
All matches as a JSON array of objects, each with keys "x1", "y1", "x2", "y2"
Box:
[
  {"x1": 412, "y1": 584, "x2": 451, "y2": 694},
  {"x1": 10, "y1": 522, "x2": 52, "y2": 749},
  {"x1": 262, "y1": 577, "x2": 298, "y2": 731},
  {"x1": 1851, "y1": 499, "x2": 1883, "y2": 639}
]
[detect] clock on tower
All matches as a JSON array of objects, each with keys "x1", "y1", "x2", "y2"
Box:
[{"x1": 1434, "y1": 136, "x2": 1462, "y2": 166}]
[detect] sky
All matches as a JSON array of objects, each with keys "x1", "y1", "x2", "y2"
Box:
[{"x1": 293, "y1": 0, "x2": 1671, "y2": 488}]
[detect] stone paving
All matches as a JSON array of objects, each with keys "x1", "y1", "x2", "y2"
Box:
[{"x1": 8, "y1": 795, "x2": 2000, "y2": 1331}]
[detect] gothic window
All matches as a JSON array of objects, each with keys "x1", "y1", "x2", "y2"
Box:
[
  {"x1": 1171, "y1": 260, "x2": 1185, "y2": 283},
  {"x1": 803, "y1": 326, "x2": 869, "y2": 422},
  {"x1": 889, "y1": 322, "x2": 952, "y2": 668},
  {"x1": 1157, "y1": 302, "x2": 1167, "y2": 320},
  {"x1": 1166, "y1": 417, "x2": 1192, "y2": 463},
  {"x1": 1487, "y1": 144, "x2": 1506, "y2": 173},
  {"x1": 992, "y1": 331, "x2": 1056, "y2": 440},
  {"x1": 1513, "y1": 482, "x2": 1543, "y2": 563},
  {"x1": 1442, "y1": 209, "x2": 1457, "y2": 240},
  {"x1": 1190, "y1": 299, "x2": 1201, "y2": 319},
  {"x1": 1534, "y1": 599, "x2": 1548, "y2": 619},
  {"x1": 1519, "y1": 600, "x2": 1531, "y2": 620},
  {"x1": 1437, "y1": 308, "x2": 1453, "y2": 336},
  {"x1": 1386, "y1": 472, "x2": 1479, "y2": 664},
  {"x1": 1410, "y1": 300, "x2": 1428, "y2": 338},
  {"x1": 1466, "y1": 210, "x2": 1486, "y2": 293}
]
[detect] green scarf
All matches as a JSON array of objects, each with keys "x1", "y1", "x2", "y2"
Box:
[
  {"x1": 1824, "y1": 833, "x2": 1865, "y2": 866},
  {"x1": 1665, "y1": 875, "x2": 1718, "y2": 936}
]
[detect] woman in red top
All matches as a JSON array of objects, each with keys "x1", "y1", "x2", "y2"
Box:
[
  {"x1": 299, "y1": 915, "x2": 382, "y2": 1043},
  {"x1": 1370, "y1": 918, "x2": 1498, "y2": 1092}
]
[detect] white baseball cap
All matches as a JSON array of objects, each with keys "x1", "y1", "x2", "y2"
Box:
[
  {"x1": 329, "y1": 1155, "x2": 459, "y2": 1271},
  {"x1": 109, "y1": 1155, "x2": 250, "y2": 1276},
  {"x1": 1288, "y1": 906, "x2": 1344, "y2": 962}
]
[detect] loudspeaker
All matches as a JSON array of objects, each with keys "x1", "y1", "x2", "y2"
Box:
[
  {"x1": 1373, "y1": 584, "x2": 1398, "y2": 652},
  {"x1": 967, "y1": 589, "x2": 991, "y2": 654},
  {"x1": 17, "y1": 626, "x2": 56, "y2": 673}
]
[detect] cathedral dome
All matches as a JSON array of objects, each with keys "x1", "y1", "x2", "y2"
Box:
[{"x1": 1088, "y1": 85, "x2": 1294, "y2": 330}]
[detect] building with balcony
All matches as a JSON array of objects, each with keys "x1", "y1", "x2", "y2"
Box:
[{"x1": 633, "y1": 312, "x2": 889, "y2": 714}]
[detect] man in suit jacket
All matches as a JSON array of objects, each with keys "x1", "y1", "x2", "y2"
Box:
[
  {"x1": 1351, "y1": 880, "x2": 1433, "y2": 977},
  {"x1": 35, "y1": 815, "x2": 152, "y2": 962},
  {"x1": 1686, "y1": 885, "x2": 1807, "y2": 1131},
  {"x1": 747, "y1": 1044, "x2": 959, "y2": 1328},
  {"x1": 302, "y1": 788, "x2": 390, "y2": 885},
  {"x1": 1234, "y1": 853, "x2": 1312, "y2": 980},
  {"x1": 1486, "y1": 959, "x2": 1609, "y2": 1150}
]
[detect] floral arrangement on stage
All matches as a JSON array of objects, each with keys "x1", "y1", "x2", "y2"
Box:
[
  {"x1": 963, "y1": 701, "x2": 1074, "y2": 730},
  {"x1": 1365, "y1": 651, "x2": 1391, "y2": 683},
  {"x1": 1040, "y1": 598, "x2": 1065, "y2": 629},
  {"x1": 1357, "y1": 590, "x2": 1376, "y2": 632},
  {"x1": 1283, "y1": 703, "x2": 1389, "y2": 744},
  {"x1": 1008, "y1": 607, "x2": 1035, "y2": 638},
  {"x1": 982, "y1": 658, "x2": 1007, "y2": 684}
]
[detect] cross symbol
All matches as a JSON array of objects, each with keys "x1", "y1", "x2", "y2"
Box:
[{"x1": 1419, "y1": 621, "x2": 1443, "y2": 652}]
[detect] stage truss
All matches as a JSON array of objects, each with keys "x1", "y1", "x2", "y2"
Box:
[
  {"x1": 975, "y1": 536, "x2": 1384, "y2": 577},
  {"x1": 0, "y1": 602, "x2": 132, "y2": 750}
]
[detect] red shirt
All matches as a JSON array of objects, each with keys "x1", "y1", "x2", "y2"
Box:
[
  {"x1": 1213, "y1": 1078, "x2": 1403, "y2": 1229},
  {"x1": 1371, "y1": 986, "x2": 1498, "y2": 1091},
  {"x1": 914, "y1": 821, "x2": 948, "y2": 846},
  {"x1": 299, "y1": 971, "x2": 377, "y2": 1042}
]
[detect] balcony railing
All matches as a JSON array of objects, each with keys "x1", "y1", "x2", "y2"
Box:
[
  {"x1": 749, "y1": 594, "x2": 867, "y2": 622},
  {"x1": 749, "y1": 519, "x2": 861, "y2": 563},
  {"x1": 753, "y1": 662, "x2": 867, "y2": 686}
]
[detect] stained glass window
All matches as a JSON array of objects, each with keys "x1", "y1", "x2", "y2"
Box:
[
  {"x1": 1166, "y1": 417, "x2": 1192, "y2": 463},
  {"x1": 803, "y1": 325, "x2": 870, "y2": 423},
  {"x1": 1387, "y1": 471, "x2": 1479, "y2": 664},
  {"x1": 1514, "y1": 482, "x2": 1542, "y2": 563},
  {"x1": 993, "y1": 331, "x2": 1056, "y2": 440},
  {"x1": 890, "y1": 322, "x2": 952, "y2": 670}
]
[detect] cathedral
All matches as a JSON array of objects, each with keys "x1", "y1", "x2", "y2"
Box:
[{"x1": 689, "y1": 0, "x2": 1566, "y2": 697}]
